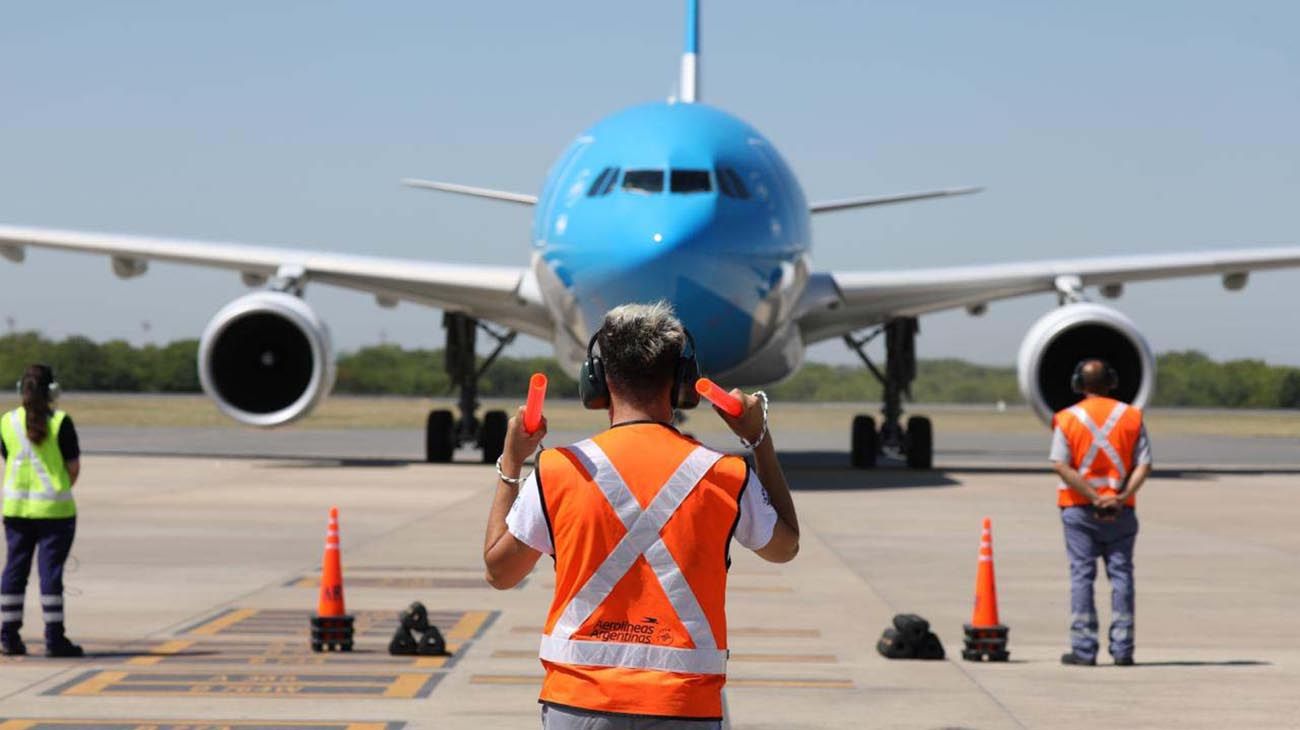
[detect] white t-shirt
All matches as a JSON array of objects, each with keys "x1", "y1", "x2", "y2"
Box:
[{"x1": 506, "y1": 455, "x2": 778, "y2": 557}]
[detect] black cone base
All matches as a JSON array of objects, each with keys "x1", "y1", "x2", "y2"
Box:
[
  {"x1": 962, "y1": 623, "x2": 1010, "y2": 662},
  {"x1": 311, "y1": 614, "x2": 354, "y2": 652}
]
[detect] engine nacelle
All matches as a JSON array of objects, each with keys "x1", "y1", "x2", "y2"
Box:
[
  {"x1": 1016, "y1": 303, "x2": 1155, "y2": 424},
  {"x1": 198, "y1": 291, "x2": 335, "y2": 428}
]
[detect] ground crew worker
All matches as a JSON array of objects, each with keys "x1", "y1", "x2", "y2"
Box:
[
  {"x1": 483, "y1": 302, "x2": 799, "y2": 728},
  {"x1": 1051, "y1": 359, "x2": 1151, "y2": 667},
  {"x1": 1, "y1": 364, "x2": 84, "y2": 657}
]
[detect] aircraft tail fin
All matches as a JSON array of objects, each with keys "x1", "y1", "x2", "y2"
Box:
[{"x1": 680, "y1": 0, "x2": 699, "y2": 102}]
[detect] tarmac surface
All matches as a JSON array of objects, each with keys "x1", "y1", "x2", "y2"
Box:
[{"x1": 0, "y1": 424, "x2": 1296, "y2": 728}]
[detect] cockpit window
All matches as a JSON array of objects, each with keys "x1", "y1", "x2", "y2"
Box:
[
  {"x1": 716, "y1": 167, "x2": 750, "y2": 199},
  {"x1": 600, "y1": 167, "x2": 620, "y2": 195},
  {"x1": 587, "y1": 168, "x2": 614, "y2": 197},
  {"x1": 622, "y1": 169, "x2": 664, "y2": 194},
  {"x1": 670, "y1": 169, "x2": 712, "y2": 193}
]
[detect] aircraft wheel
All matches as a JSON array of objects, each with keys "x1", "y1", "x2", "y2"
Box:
[
  {"x1": 851, "y1": 415, "x2": 878, "y2": 469},
  {"x1": 425, "y1": 409, "x2": 455, "y2": 463},
  {"x1": 905, "y1": 415, "x2": 933, "y2": 470},
  {"x1": 480, "y1": 410, "x2": 508, "y2": 465}
]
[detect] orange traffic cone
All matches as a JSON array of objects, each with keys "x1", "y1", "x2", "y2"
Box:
[
  {"x1": 962, "y1": 517, "x2": 1010, "y2": 662},
  {"x1": 318, "y1": 506, "x2": 346, "y2": 617},
  {"x1": 310, "y1": 506, "x2": 354, "y2": 652}
]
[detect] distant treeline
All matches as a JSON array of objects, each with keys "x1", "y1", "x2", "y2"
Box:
[{"x1": 2, "y1": 332, "x2": 1299, "y2": 408}]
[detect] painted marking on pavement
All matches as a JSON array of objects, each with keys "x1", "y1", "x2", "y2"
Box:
[
  {"x1": 179, "y1": 609, "x2": 496, "y2": 641},
  {"x1": 0, "y1": 717, "x2": 400, "y2": 722},
  {"x1": 45, "y1": 670, "x2": 442, "y2": 699},
  {"x1": 126, "y1": 638, "x2": 461, "y2": 669}
]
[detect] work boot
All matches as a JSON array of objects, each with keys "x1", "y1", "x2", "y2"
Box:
[
  {"x1": 45, "y1": 637, "x2": 83, "y2": 658},
  {"x1": 1060, "y1": 651, "x2": 1096, "y2": 666},
  {"x1": 1, "y1": 635, "x2": 25, "y2": 656},
  {"x1": 1114, "y1": 656, "x2": 1135, "y2": 666}
]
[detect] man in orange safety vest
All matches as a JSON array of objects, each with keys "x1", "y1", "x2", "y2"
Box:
[
  {"x1": 483, "y1": 301, "x2": 800, "y2": 728},
  {"x1": 1051, "y1": 359, "x2": 1152, "y2": 668}
]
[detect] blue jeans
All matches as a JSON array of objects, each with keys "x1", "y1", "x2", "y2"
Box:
[{"x1": 1062, "y1": 506, "x2": 1137, "y2": 661}]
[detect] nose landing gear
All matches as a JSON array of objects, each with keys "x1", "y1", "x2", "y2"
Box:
[{"x1": 845, "y1": 317, "x2": 933, "y2": 470}]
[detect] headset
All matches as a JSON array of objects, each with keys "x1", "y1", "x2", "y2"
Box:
[
  {"x1": 579, "y1": 327, "x2": 702, "y2": 411},
  {"x1": 15, "y1": 364, "x2": 60, "y2": 403},
  {"x1": 1070, "y1": 359, "x2": 1119, "y2": 395}
]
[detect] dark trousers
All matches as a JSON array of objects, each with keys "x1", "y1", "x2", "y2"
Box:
[{"x1": 2, "y1": 517, "x2": 76, "y2": 643}]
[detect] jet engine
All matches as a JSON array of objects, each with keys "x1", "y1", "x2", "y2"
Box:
[
  {"x1": 198, "y1": 291, "x2": 335, "y2": 427},
  {"x1": 1016, "y1": 302, "x2": 1155, "y2": 424}
]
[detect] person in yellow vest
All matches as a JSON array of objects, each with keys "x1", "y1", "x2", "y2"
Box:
[
  {"x1": 1, "y1": 364, "x2": 84, "y2": 657},
  {"x1": 483, "y1": 302, "x2": 799, "y2": 728},
  {"x1": 1051, "y1": 359, "x2": 1151, "y2": 667}
]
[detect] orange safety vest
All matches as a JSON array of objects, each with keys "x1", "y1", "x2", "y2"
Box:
[
  {"x1": 535, "y1": 423, "x2": 748, "y2": 720},
  {"x1": 1053, "y1": 396, "x2": 1144, "y2": 508}
]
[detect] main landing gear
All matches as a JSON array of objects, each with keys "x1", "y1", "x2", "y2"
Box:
[
  {"x1": 425, "y1": 312, "x2": 516, "y2": 464},
  {"x1": 844, "y1": 317, "x2": 933, "y2": 470}
]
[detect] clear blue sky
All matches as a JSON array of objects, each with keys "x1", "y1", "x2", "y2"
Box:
[{"x1": 1, "y1": 1, "x2": 1297, "y2": 365}]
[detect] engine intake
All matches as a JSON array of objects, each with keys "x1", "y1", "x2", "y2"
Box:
[
  {"x1": 1016, "y1": 303, "x2": 1155, "y2": 424},
  {"x1": 198, "y1": 291, "x2": 335, "y2": 427}
]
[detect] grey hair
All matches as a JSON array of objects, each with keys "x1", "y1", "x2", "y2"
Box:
[{"x1": 598, "y1": 301, "x2": 686, "y2": 404}]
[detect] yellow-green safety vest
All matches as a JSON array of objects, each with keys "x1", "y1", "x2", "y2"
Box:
[{"x1": 1, "y1": 407, "x2": 76, "y2": 519}]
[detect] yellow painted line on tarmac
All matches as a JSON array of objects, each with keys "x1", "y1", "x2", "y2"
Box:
[
  {"x1": 189, "y1": 607, "x2": 259, "y2": 636},
  {"x1": 127, "y1": 639, "x2": 195, "y2": 666},
  {"x1": 0, "y1": 717, "x2": 397, "y2": 722},
  {"x1": 446, "y1": 610, "x2": 492, "y2": 641},
  {"x1": 60, "y1": 670, "x2": 128, "y2": 696},
  {"x1": 382, "y1": 673, "x2": 436, "y2": 698}
]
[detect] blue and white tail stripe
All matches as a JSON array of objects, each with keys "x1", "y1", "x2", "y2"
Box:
[{"x1": 679, "y1": 0, "x2": 700, "y2": 102}]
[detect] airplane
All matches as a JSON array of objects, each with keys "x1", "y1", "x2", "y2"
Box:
[{"x1": 3, "y1": 0, "x2": 1300, "y2": 469}]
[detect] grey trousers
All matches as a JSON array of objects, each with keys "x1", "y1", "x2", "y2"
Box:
[
  {"x1": 1062, "y1": 506, "x2": 1138, "y2": 661},
  {"x1": 542, "y1": 704, "x2": 722, "y2": 730}
]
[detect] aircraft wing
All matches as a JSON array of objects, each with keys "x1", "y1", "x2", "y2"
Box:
[
  {"x1": 0, "y1": 224, "x2": 552, "y2": 338},
  {"x1": 796, "y1": 247, "x2": 1300, "y2": 343}
]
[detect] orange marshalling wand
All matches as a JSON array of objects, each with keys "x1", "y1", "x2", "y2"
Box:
[
  {"x1": 695, "y1": 378, "x2": 743, "y2": 417},
  {"x1": 962, "y1": 517, "x2": 1010, "y2": 661},
  {"x1": 524, "y1": 373, "x2": 547, "y2": 434}
]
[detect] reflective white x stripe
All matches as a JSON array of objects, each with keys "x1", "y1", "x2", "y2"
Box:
[
  {"x1": 540, "y1": 633, "x2": 727, "y2": 675},
  {"x1": 4, "y1": 412, "x2": 64, "y2": 502},
  {"x1": 542, "y1": 440, "x2": 725, "y2": 675},
  {"x1": 1069, "y1": 403, "x2": 1129, "y2": 480}
]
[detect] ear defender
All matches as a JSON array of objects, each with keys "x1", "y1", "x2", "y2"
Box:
[
  {"x1": 1071, "y1": 360, "x2": 1119, "y2": 395},
  {"x1": 579, "y1": 331, "x2": 610, "y2": 410},
  {"x1": 672, "y1": 329, "x2": 702, "y2": 410},
  {"x1": 15, "y1": 365, "x2": 59, "y2": 402},
  {"x1": 579, "y1": 328, "x2": 703, "y2": 410}
]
